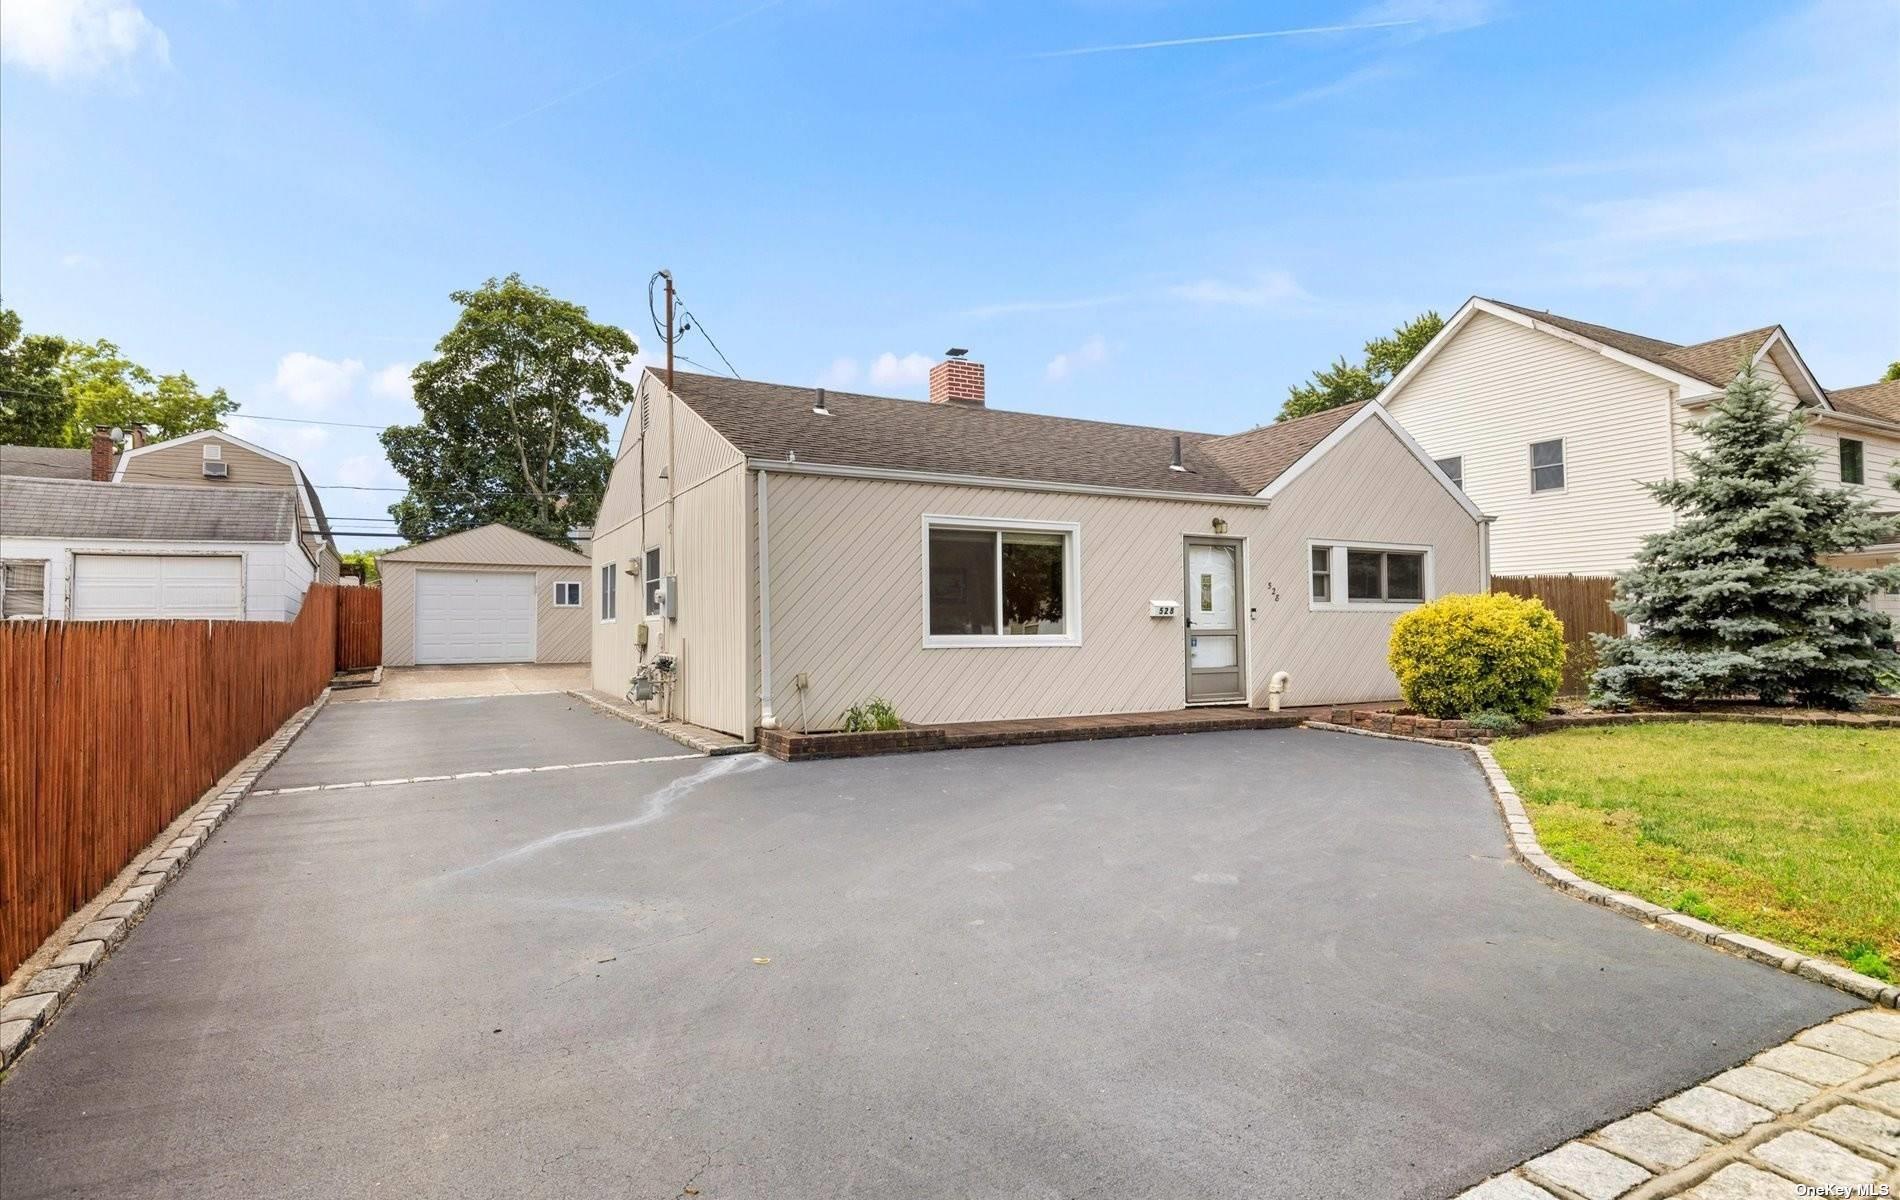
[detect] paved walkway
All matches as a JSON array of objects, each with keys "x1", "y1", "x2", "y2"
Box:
[
  {"x1": 1464, "y1": 1008, "x2": 1900, "y2": 1197},
  {"x1": 334, "y1": 663, "x2": 589, "y2": 702}
]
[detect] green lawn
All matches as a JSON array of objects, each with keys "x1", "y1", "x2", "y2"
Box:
[{"x1": 1491, "y1": 724, "x2": 1899, "y2": 981}]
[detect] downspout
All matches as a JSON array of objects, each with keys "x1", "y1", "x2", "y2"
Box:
[
  {"x1": 756, "y1": 467, "x2": 777, "y2": 730},
  {"x1": 1479, "y1": 516, "x2": 1494, "y2": 590}
]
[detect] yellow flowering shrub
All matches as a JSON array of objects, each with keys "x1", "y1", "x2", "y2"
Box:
[{"x1": 1387, "y1": 592, "x2": 1566, "y2": 722}]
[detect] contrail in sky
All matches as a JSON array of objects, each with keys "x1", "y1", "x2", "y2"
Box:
[{"x1": 1033, "y1": 19, "x2": 1416, "y2": 59}]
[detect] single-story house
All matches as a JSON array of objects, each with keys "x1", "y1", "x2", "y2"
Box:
[
  {"x1": 379, "y1": 524, "x2": 592, "y2": 666},
  {"x1": 0, "y1": 475, "x2": 315, "y2": 620},
  {"x1": 591, "y1": 357, "x2": 1491, "y2": 737}
]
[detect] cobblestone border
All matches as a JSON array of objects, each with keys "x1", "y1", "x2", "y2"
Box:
[
  {"x1": 0, "y1": 690, "x2": 332, "y2": 1072},
  {"x1": 1458, "y1": 1010, "x2": 1900, "y2": 1198},
  {"x1": 1470, "y1": 743, "x2": 1899, "y2": 1012}
]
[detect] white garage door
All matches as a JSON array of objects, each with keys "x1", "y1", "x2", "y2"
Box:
[
  {"x1": 71, "y1": 554, "x2": 244, "y2": 620},
  {"x1": 414, "y1": 570, "x2": 536, "y2": 664}
]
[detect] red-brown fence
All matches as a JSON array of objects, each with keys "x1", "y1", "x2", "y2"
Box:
[
  {"x1": 1491, "y1": 574, "x2": 1625, "y2": 695},
  {"x1": 334, "y1": 585, "x2": 382, "y2": 670},
  {"x1": 0, "y1": 587, "x2": 339, "y2": 980}
]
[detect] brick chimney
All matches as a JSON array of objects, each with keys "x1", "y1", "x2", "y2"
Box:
[
  {"x1": 928, "y1": 350, "x2": 984, "y2": 407},
  {"x1": 90, "y1": 426, "x2": 117, "y2": 481}
]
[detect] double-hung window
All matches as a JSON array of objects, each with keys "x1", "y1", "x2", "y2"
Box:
[
  {"x1": 1, "y1": 559, "x2": 47, "y2": 619},
  {"x1": 599, "y1": 564, "x2": 616, "y2": 620},
  {"x1": 1841, "y1": 438, "x2": 1865, "y2": 485},
  {"x1": 1309, "y1": 543, "x2": 1429, "y2": 610},
  {"x1": 924, "y1": 518, "x2": 1078, "y2": 646},
  {"x1": 643, "y1": 547, "x2": 662, "y2": 616},
  {"x1": 1434, "y1": 456, "x2": 1463, "y2": 490},
  {"x1": 1530, "y1": 439, "x2": 1565, "y2": 493}
]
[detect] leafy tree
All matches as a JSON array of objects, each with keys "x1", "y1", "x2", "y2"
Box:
[
  {"x1": 0, "y1": 306, "x2": 71, "y2": 445},
  {"x1": 1882, "y1": 360, "x2": 1900, "y2": 383},
  {"x1": 1591, "y1": 366, "x2": 1900, "y2": 710},
  {"x1": 339, "y1": 549, "x2": 382, "y2": 583},
  {"x1": 55, "y1": 339, "x2": 235, "y2": 445},
  {"x1": 1279, "y1": 310, "x2": 1444, "y2": 422},
  {"x1": 381, "y1": 275, "x2": 638, "y2": 545}
]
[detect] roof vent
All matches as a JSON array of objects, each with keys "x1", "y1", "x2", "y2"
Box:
[
  {"x1": 1169, "y1": 435, "x2": 1186, "y2": 472},
  {"x1": 813, "y1": 388, "x2": 830, "y2": 416}
]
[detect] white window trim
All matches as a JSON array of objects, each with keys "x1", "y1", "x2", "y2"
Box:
[
  {"x1": 599, "y1": 563, "x2": 617, "y2": 623},
  {"x1": 1840, "y1": 437, "x2": 1866, "y2": 485},
  {"x1": 552, "y1": 580, "x2": 582, "y2": 607},
  {"x1": 921, "y1": 514, "x2": 1082, "y2": 648},
  {"x1": 1305, "y1": 539, "x2": 1433, "y2": 613},
  {"x1": 1529, "y1": 437, "x2": 1567, "y2": 495},
  {"x1": 642, "y1": 546, "x2": 662, "y2": 617}
]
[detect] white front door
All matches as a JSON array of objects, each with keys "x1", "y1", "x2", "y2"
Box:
[
  {"x1": 1184, "y1": 539, "x2": 1245, "y2": 703},
  {"x1": 414, "y1": 569, "x2": 536, "y2": 664},
  {"x1": 71, "y1": 554, "x2": 243, "y2": 620}
]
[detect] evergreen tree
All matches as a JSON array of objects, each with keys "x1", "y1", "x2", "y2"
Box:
[{"x1": 1592, "y1": 366, "x2": 1900, "y2": 709}]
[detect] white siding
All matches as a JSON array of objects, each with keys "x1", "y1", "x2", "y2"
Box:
[
  {"x1": 0, "y1": 537, "x2": 309, "y2": 620},
  {"x1": 1382, "y1": 310, "x2": 1678, "y2": 576},
  {"x1": 590, "y1": 373, "x2": 750, "y2": 733}
]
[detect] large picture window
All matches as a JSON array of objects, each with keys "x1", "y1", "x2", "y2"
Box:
[{"x1": 925, "y1": 519, "x2": 1078, "y2": 645}]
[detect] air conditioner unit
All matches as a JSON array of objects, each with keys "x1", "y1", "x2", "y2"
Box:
[{"x1": 202, "y1": 461, "x2": 229, "y2": 478}]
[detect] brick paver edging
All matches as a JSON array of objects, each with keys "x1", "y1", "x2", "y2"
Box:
[
  {"x1": 1303, "y1": 720, "x2": 1899, "y2": 1010},
  {"x1": 0, "y1": 689, "x2": 333, "y2": 1071},
  {"x1": 1470, "y1": 742, "x2": 1898, "y2": 1011}
]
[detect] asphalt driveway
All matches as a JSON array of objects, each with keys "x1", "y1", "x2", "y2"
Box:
[{"x1": 0, "y1": 697, "x2": 1855, "y2": 1198}]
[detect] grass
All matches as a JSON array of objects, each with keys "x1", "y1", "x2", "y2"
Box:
[{"x1": 1490, "y1": 723, "x2": 1899, "y2": 980}]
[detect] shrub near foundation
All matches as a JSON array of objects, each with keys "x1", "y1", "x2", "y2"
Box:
[{"x1": 1388, "y1": 593, "x2": 1566, "y2": 722}]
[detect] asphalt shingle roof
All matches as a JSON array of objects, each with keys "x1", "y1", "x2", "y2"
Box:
[
  {"x1": 1828, "y1": 379, "x2": 1900, "y2": 424},
  {"x1": 1481, "y1": 299, "x2": 1777, "y2": 388},
  {"x1": 0, "y1": 475, "x2": 299, "y2": 542},
  {"x1": 0, "y1": 446, "x2": 110, "y2": 480}
]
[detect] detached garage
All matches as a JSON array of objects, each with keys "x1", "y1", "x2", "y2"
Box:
[{"x1": 379, "y1": 524, "x2": 590, "y2": 666}]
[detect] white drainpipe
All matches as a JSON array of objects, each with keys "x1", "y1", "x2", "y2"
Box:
[
  {"x1": 756, "y1": 467, "x2": 777, "y2": 730},
  {"x1": 1267, "y1": 671, "x2": 1290, "y2": 712}
]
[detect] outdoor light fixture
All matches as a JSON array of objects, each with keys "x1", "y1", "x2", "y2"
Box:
[{"x1": 1212, "y1": 517, "x2": 1228, "y2": 534}]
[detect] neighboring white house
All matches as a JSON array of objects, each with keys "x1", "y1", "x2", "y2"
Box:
[
  {"x1": 591, "y1": 358, "x2": 1488, "y2": 737},
  {"x1": 1375, "y1": 298, "x2": 1900, "y2": 612},
  {"x1": 0, "y1": 475, "x2": 316, "y2": 620}
]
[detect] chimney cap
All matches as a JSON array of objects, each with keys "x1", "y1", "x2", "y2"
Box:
[{"x1": 944, "y1": 347, "x2": 969, "y2": 358}]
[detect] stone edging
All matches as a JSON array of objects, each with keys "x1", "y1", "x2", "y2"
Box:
[
  {"x1": 565, "y1": 690, "x2": 754, "y2": 756},
  {"x1": 1329, "y1": 704, "x2": 1900, "y2": 744},
  {"x1": 1472, "y1": 740, "x2": 1898, "y2": 1010},
  {"x1": 1304, "y1": 720, "x2": 1899, "y2": 1009},
  {"x1": 0, "y1": 689, "x2": 333, "y2": 1071}
]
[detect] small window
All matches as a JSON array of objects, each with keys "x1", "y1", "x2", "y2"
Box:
[
  {"x1": 599, "y1": 564, "x2": 616, "y2": 621},
  {"x1": 1434, "y1": 456, "x2": 1463, "y2": 490},
  {"x1": 1530, "y1": 439, "x2": 1565, "y2": 492},
  {"x1": 202, "y1": 444, "x2": 222, "y2": 461},
  {"x1": 553, "y1": 580, "x2": 582, "y2": 607},
  {"x1": 925, "y1": 521, "x2": 1075, "y2": 644},
  {"x1": 1310, "y1": 545, "x2": 1331, "y2": 603},
  {"x1": 643, "y1": 547, "x2": 663, "y2": 615},
  {"x1": 1840, "y1": 438, "x2": 1865, "y2": 485},
  {"x1": 1338, "y1": 548, "x2": 1427, "y2": 605},
  {"x1": 2, "y1": 559, "x2": 48, "y2": 618}
]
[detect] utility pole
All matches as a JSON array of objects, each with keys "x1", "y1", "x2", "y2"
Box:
[{"x1": 662, "y1": 269, "x2": 676, "y2": 390}]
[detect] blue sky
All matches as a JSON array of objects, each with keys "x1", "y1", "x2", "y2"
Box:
[{"x1": 4, "y1": 0, "x2": 1896, "y2": 547}]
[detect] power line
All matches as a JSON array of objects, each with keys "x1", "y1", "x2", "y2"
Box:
[{"x1": 232, "y1": 411, "x2": 391, "y2": 430}]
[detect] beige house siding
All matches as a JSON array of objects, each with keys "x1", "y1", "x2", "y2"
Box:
[
  {"x1": 119, "y1": 434, "x2": 298, "y2": 489},
  {"x1": 1382, "y1": 310, "x2": 1677, "y2": 576},
  {"x1": 381, "y1": 560, "x2": 589, "y2": 666},
  {"x1": 590, "y1": 374, "x2": 750, "y2": 733},
  {"x1": 753, "y1": 415, "x2": 1482, "y2": 730}
]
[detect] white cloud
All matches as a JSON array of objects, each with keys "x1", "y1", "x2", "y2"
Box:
[
  {"x1": 868, "y1": 352, "x2": 933, "y2": 388},
  {"x1": 225, "y1": 417, "x2": 329, "y2": 459},
  {"x1": 272, "y1": 351, "x2": 363, "y2": 411},
  {"x1": 1, "y1": 0, "x2": 170, "y2": 80},
  {"x1": 1045, "y1": 335, "x2": 1111, "y2": 383},
  {"x1": 335, "y1": 453, "x2": 402, "y2": 490},
  {"x1": 368, "y1": 362, "x2": 414, "y2": 403},
  {"x1": 817, "y1": 356, "x2": 860, "y2": 388},
  {"x1": 1168, "y1": 271, "x2": 1308, "y2": 308}
]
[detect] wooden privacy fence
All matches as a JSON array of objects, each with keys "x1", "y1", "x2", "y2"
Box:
[
  {"x1": 1491, "y1": 574, "x2": 1625, "y2": 695},
  {"x1": 0, "y1": 587, "x2": 338, "y2": 980},
  {"x1": 334, "y1": 586, "x2": 382, "y2": 669}
]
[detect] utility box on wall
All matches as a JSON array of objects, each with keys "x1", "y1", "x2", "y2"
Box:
[{"x1": 656, "y1": 575, "x2": 679, "y2": 619}]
